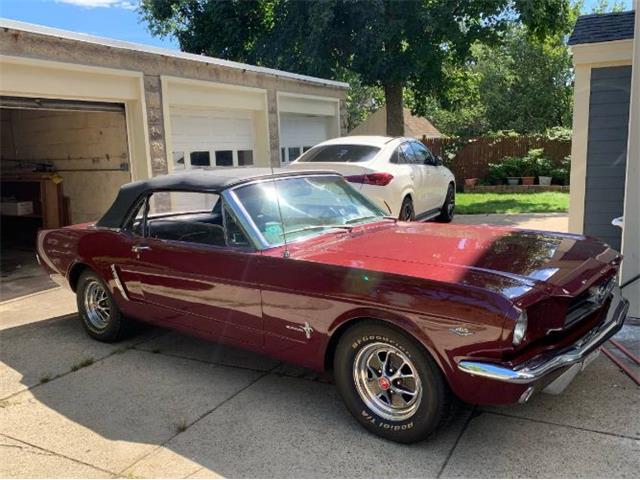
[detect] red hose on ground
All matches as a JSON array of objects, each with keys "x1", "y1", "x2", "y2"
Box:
[
  {"x1": 601, "y1": 347, "x2": 640, "y2": 386},
  {"x1": 609, "y1": 339, "x2": 640, "y2": 365}
]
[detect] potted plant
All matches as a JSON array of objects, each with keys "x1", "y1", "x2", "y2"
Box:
[
  {"x1": 551, "y1": 155, "x2": 571, "y2": 185},
  {"x1": 520, "y1": 149, "x2": 540, "y2": 186},
  {"x1": 500, "y1": 156, "x2": 522, "y2": 185},
  {"x1": 464, "y1": 178, "x2": 478, "y2": 187},
  {"x1": 487, "y1": 163, "x2": 506, "y2": 185},
  {"x1": 529, "y1": 149, "x2": 554, "y2": 186}
]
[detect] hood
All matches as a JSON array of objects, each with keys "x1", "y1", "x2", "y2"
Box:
[{"x1": 292, "y1": 222, "x2": 620, "y2": 301}]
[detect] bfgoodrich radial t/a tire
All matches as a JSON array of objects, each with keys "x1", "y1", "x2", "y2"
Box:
[
  {"x1": 334, "y1": 321, "x2": 453, "y2": 443},
  {"x1": 76, "y1": 269, "x2": 132, "y2": 342}
]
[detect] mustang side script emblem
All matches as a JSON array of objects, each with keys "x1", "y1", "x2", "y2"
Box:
[
  {"x1": 286, "y1": 322, "x2": 314, "y2": 339},
  {"x1": 449, "y1": 327, "x2": 474, "y2": 336}
]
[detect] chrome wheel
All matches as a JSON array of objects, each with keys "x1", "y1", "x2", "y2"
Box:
[
  {"x1": 446, "y1": 187, "x2": 455, "y2": 217},
  {"x1": 400, "y1": 199, "x2": 414, "y2": 221},
  {"x1": 353, "y1": 342, "x2": 422, "y2": 421},
  {"x1": 83, "y1": 280, "x2": 111, "y2": 331}
]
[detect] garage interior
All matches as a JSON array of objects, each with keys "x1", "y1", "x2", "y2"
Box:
[{"x1": 0, "y1": 96, "x2": 130, "y2": 301}]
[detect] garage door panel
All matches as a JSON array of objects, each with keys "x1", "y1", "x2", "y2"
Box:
[
  {"x1": 279, "y1": 113, "x2": 332, "y2": 164},
  {"x1": 170, "y1": 107, "x2": 256, "y2": 169}
]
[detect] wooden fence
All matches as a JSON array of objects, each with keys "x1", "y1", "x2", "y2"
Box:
[{"x1": 422, "y1": 136, "x2": 571, "y2": 185}]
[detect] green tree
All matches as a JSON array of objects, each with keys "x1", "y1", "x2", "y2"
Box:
[
  {"x1": 424, "y1": 4, "x2": 578, "y2": 136},
  {"x1": 140, "y1": 0, "x2": 570, "y2": 136}
]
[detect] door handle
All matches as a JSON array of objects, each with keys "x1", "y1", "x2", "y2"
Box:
[{"x1": 132, "y1": 244, "x2": 151, "y2": 253}]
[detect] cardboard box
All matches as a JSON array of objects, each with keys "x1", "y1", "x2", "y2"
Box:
[{"x1": 0, "y1": 201, "x2": 34, "y2": 216}]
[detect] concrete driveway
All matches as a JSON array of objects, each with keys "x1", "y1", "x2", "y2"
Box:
[
  {"x1": 1, "y1": 286, "x2": 638, "y2": 478},
  {"x1": 454, "y1": 213, "x2": 569, "y2": 232}
]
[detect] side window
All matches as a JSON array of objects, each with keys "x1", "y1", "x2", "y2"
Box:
[
  {"x1": 125, "y1": 191, "x2": 252, "y2": 249},
  {"x1": 396, "y1": 143, "x2": 416, "y2": 164},
  {"x1": 410, "y1": 141, "x2": 434, "y2": 165},
  {"x1": 224, "y1": 205, "x2": 251, "y2": 247}
]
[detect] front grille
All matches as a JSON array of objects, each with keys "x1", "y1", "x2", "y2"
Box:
[{"x1": 565, "y1": 277, "x2": 614, "y2": 327}]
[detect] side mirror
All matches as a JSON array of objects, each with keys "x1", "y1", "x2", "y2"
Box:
[{"x1": 433, "y1": 155, "x2": 443, "y2": 166}]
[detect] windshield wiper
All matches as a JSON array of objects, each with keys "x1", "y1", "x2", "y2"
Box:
[
  {"x1": 346, "y1": 215, "x2": 397, "y2": 224},
  {"x1": 345, "y1": 215, "x2": 383, "y2": 224},
  {"x1": 284, "y1": 224, "x2": 354, "y2": 235}
]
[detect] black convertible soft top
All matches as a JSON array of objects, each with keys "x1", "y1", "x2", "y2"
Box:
[{"x1": 96, "y1": 168, "x2": 338, "y2": 228}]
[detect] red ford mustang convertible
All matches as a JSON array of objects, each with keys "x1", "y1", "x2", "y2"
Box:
[{"x1": 37, "y1": 169, "x2": 629, "y2": 443}]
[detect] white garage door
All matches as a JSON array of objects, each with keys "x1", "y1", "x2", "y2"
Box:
[
  {"x1": 170, "y1": 107, "x2": 256, "y2": 170},
  {"x1": 280, "y1": 114, "x2": 331, "y2": 164}
]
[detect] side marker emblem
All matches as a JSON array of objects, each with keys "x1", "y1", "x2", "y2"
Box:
[
  {"x1": 286, "y1": 322, "x2": 314, "y2": 339},
  {"x1": 449, "y1": 327, "x2": 474, "y2": 336}
]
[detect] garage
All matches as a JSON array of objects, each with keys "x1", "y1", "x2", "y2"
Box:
[
  {"x1": 170, "y1": 107, "x2": 256, "y2": 170},
  {"x1": 0, "y1": 96, "x2": 131, "y2": 300},
  {"x1": 278, "y1": 93, "x2": 340, "y2": 165}
]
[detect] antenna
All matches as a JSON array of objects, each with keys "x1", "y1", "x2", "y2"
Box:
[{"x1": 269, "y1": 153, "x2": 290, "y2": 258}]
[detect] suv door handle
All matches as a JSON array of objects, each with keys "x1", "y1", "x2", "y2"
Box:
[{"x1": 132, "y1": 244, "x2": 151, "y2": 253}]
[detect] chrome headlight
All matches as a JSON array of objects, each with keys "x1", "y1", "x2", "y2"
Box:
[{"x1": 513, "y1": 310, "x2": 528, "y2": 346}]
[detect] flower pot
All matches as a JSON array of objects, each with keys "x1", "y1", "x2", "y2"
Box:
[
  {"x1": 464, "y1": 178, "x2": 478, "y2": 187},
  {"x1": 507, "y1": 177, "x2": 520, "y2": 186},
  {"x1": 521, "y1": 176, "x2": 535, "y2": 186},
  {"x1": 538, "y1": 176, "x2": 552, "y2": 186}
]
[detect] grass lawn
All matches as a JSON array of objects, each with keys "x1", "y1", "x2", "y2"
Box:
[{"x1": 455, "y1": 192, "x2": 569, "y2": 215}]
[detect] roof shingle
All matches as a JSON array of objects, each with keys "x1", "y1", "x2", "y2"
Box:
[{"x1": 568, "y1": 11, "x2": 635, "y2": 45}]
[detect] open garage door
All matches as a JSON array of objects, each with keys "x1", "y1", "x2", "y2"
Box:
[
  {"x1": 170, "y1": 107, "x2": 257, "y2": 171},
  {"x1": 0, "y1": 96, "x2": 131, "y2": 300}
]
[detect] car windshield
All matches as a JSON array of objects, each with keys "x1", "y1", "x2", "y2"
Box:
[
  {"x1": 232, "y1": 175, "x2": 386, "y2": 245},
  {"x1": 296, "y1": 144, "x2": 380, "y2": 163}
]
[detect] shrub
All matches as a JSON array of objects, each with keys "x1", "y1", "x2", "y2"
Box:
[
  {"x1": 524, "y1": 148, "x2": 554, "y2": 177},
  {"x1": 551, "y1": 155, "x2": 571, "y2": 184}
]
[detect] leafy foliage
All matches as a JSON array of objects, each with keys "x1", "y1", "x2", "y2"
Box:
[
  {"x1": 139, "y1": 0, "x2": 571, "y2": 135},
  {"x1": 424, "y1": 16, "x2": 576, "y2": 137}
]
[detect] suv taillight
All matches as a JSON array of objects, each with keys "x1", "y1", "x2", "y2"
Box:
[{"x1": 345, "y1": 172, "x2": 394, "y2": 186}]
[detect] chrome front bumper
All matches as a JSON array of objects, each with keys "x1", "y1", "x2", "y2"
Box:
[{"x1": 457, "y1": 287, "x2": 629, "y2": 385}]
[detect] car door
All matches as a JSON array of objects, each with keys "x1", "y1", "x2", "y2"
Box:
[
  {"x1": 126, "y1": 191, "x2": 264, "y2": 346},
  {"x1": 398, "y1": 142, "x2": 428, "y2": 214},
  {"x1": 410, "y1": 141, "x2": 443, "y2": 212}
]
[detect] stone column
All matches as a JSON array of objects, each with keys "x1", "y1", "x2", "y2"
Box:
[
  {"x1": 266, "y1": 89, "x2": 280, "y2": 167},
  {"x1": 143, "y1": 75, "x2": 168, "y2": 177}
]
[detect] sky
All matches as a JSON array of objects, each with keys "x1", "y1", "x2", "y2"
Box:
[{"x1": 0, "y1": 0, "x2": 635, "y2": 54}]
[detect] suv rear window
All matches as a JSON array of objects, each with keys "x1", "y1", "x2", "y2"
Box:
[{"x1": 297, "y1": 144, "x2": 380, "y2": 163}]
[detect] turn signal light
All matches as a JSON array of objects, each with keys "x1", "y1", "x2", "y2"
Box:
[{"x1": 345, "y1": 173, "x2": 394, "y2": 186}]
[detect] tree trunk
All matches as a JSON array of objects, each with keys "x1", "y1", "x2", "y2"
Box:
[{"x1": 384, "y1": 82, "x2": 405, "y2": 136}]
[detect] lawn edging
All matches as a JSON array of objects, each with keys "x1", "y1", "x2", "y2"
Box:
[{"x1": 463, "y1": 185, "x2": 569, "y2": 193}]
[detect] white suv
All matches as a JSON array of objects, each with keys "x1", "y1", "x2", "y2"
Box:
[{"x1": 288, "y1": 136, "x2": 456, "y2": 221}]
